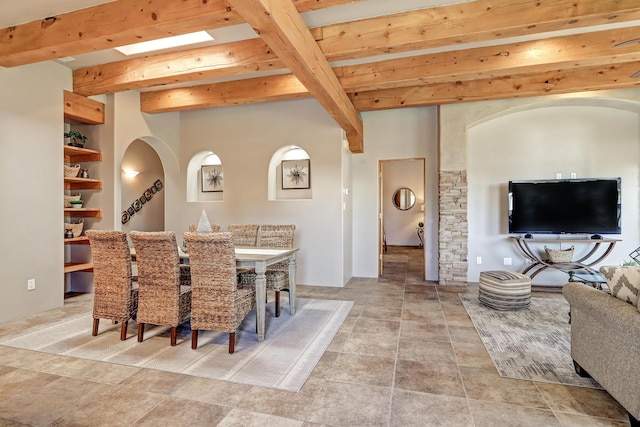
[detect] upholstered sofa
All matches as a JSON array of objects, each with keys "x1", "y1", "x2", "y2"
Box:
[{"x1": 562, "y1": 265, "x2": 640, "y2": 427}]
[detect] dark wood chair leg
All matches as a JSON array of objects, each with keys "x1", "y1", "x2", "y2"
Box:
[
  {"x1": 228, "y1": 332, "x2": 235, "y2": 354},
  {"x1": 92, "y1": 318, "x2": 99, "y2": 336},
  {"x1": 120, "y1": 320, "x2": 128, "y2": 340},
  {"x1": 137, "y1": 323, "x2": 145, "y2": 342},
  {"x1": 170, "y1": 326, "x2": 178, "y2": 346},
  {"x1": 191, "y1": 330, "x2": 198, "y2": 350},
  {"x1": 573, "y1": 360, "x2": 591, "y2": 378},
  {"x1": 629, "y1": 413, "x2": 640, "y2": 427},
  {"x1": 275, "y1": 291, "x2": 280, "y2": 317}
]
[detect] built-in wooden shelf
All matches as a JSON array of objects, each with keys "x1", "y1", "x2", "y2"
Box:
[
  {"x1": 64, "y1": 236, "x2": 89, "y2": 244},
  {"x1": 64, "y1": 262, "x2": 94, "y2": 273},
  {"x1": 64, "y1": 177, "x2": 102, "y2": 190},
  {"x1": 64, "y1": 145, "x2": 102, "y2": 163},
  {"x1": 63, "y1": 92, "x2": 104, "y2": 296},
  {"x1": 64, "y1": 208, "x2": 102, "y2": 218}
]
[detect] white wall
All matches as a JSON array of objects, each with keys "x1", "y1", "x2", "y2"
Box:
[
  {"x1": 440, "y1": 89, "x2": 640, "y2": 287},
  {"x1": 352, "y1": 107, "x2": 438, "y2": 279},
  {"x1": 178, "y1": 99, "x2": 346, "y2": 286},
  {"x1": 467, "y1": 103, "x2": 640, "y2": 286},
  {"x1": 341, "y1": 135, "x2": 354, "y2": 285},
  {"x1": 383, "y1": 159, "x2": 425, "y2": 246},
  {"x1": 112, "y1": 91, "x2": 181, "y2": 231},
  {"x1": 0, "y1": 62, "x2": 70, "y2": 322}
]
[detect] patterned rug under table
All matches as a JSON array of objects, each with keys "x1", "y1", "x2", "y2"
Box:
[{"x1": 0, "y1": 298, "x2": 353, "y2": 393}]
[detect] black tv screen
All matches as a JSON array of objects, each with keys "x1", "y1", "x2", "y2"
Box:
[{"x1": 508, "y1": 178, "x2": 621, "y2": 235}]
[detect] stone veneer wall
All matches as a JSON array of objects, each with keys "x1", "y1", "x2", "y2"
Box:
[{"x1": 439, "y1": 170, "x2": 468, "y2": 286}]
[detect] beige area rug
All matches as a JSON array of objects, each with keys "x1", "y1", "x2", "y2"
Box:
[
  {"x1": 0, "y1": 298, "x2": 353, "y2": 392},
  {"x1": 459, "y1": 294, "x2": 601, "y2": 389}
]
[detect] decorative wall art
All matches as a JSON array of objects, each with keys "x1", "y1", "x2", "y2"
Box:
[
  {"x1": 122, "y1": 179, "x2": 164, "y2": 224},
  {"x1": 282, "y1": 159, "x2": 310, "y2": 189},
  {"x1": 201, "y1": 165, "x2": 224, "y2": 192}
]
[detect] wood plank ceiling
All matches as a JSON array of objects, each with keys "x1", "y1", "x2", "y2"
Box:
[{"x1": 1, "y1": 0, "x2": 640, "y2": 153}]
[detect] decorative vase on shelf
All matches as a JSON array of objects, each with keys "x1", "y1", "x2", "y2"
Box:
[{"x1": 69, "y1": 200, "x2": 83, "y2": 209}]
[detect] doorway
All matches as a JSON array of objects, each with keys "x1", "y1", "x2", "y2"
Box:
[{"x1": 379, "y1": 158, "x2": 425, "y2": 276}]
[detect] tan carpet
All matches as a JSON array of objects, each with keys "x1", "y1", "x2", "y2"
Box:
[
  {"x1": 0, "y1": 298, "x2": 353, "y2": 392},
  {"x1": 460, "y1": 294, "x2": 601, "y2": 389}
]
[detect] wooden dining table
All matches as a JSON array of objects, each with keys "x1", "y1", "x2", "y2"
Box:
[{"x1": 177, "y1": 246, "x2": 299, "y2": 342}]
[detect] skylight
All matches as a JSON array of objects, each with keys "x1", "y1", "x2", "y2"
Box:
[{"x1": 114, "y1": 31, "x2": 214, "y2": 56}]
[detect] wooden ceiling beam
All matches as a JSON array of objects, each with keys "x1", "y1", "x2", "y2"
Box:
[
  {"x1": 72, "y1": 0, "x2": 640, "y2": 96},
  {"x1": 140, "y1": 73, "x2": 309, "y2": 113},
  {"x1": 137, "y1": 25, "x2": 640, "y2": 113},
  {"x1": 74, "y1": 38, "x2": 283, "y2": 96},
  {"x1": 317, "y1": 0, "x2": 640, "y2": 62},
  {"x1": 227, "y1": 0, "x2": 364, "y2": 153},
  {"x1": 349, "y1": 62, "x2": 640, "y2": 111},
  {"x1": 140, "y1": 62, "x2": 640, "y2": 114},
  {"x1": 0, "y1": 0, "x2": 364, "y2": 68},
  {"x1": 335, "y1": 26, "x2": 640, "y2": 92}
]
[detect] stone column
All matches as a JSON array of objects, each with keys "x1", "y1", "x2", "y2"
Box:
[{"x1": 438, "y1": 170, "x2": 468, "y2": 286}]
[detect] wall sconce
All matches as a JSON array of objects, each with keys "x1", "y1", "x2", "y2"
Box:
[{"x1": 122, "y1": 169, "x2": 139, "y2": 178}]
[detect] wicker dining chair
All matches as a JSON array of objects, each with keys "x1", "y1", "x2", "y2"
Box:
[
  {"x1": 239, "y1": 224, "x2": 295, "y2": 317},
  {"x1": 184, "y1": 231, "x2": 256, "y2": 353},
  {"x1": 129, "y1": 231, "x2": 192, "y2": 346},
  {"x1": 227, "y1": 224, "x2": 259, "y2": 247},
  {"x1": 86, "y1": 230, "x2": 138, "y2": 340}
]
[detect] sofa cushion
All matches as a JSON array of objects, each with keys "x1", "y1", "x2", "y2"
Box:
[{"x1": 599, "y1": 265, "x2": 640, "y2": 307}]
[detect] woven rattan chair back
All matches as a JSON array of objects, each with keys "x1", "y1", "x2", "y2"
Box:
[
  {"x1": 188, "y1": 223, "x2": 221, "y2": 232},
  {"x1": 86, "y1": 230, "x2": 138, "y2": 340},
  {"x1": 129, "y1": 231, "x2": 192, "y2": 346},
  {"x1": 258, "y1": 224, "x2": 295, "y2": 271},
  {"x1": 257, "y1": 224, "x2": 295, "y2": 248},
  {"x1": 184, "y1": 231, "x2": 256, "y2": 353},
  {"x1": 227, "y1": 224, "x2": 259, "y2": 247}
]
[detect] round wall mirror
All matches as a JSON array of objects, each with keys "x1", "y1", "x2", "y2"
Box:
[{"x1": 392, "y1": 187, "x2": 416, "y2": 210}]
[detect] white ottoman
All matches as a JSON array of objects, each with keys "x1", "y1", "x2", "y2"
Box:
[{"x1": 479, "y1": 271, "x2": 531, "y2": 310}]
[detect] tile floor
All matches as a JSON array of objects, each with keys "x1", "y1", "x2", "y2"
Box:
[{"x1": 0, "y1": 246, "x2": 631, "y2": 426}]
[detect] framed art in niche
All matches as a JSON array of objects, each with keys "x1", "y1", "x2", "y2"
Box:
[
  {"x1": 201, "y1": 165, "x2": 224, "y2": 192},
  {"x1": 282, "y1": 159, "x2": 310, "y2": 189}
]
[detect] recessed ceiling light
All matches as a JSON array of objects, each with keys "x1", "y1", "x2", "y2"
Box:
[{"x1": 114, "y1": 31, "x2": 214, "y2": 56}]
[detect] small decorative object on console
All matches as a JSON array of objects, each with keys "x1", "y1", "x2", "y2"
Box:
[{"x1": 544, "y1": 246, "x2": 574, "y2": 263}]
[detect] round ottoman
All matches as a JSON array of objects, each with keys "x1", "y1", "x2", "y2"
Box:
[{"x1": 479, "y1": 270, "x2": 531, "y2": 310}]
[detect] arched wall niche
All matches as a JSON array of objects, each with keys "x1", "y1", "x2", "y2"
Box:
[
  {"x1": 116, "y1": 135, "x2": 177, "y2": 231},
  {"x1": 187, "y1": 151, "x2": 223, "y2": 202},
  {"x1": 268, "y1": 145, "x2": 311, "y2": 200},
  {"x1": 121, "y1": 139, "x2": 165, "y2": 232}
]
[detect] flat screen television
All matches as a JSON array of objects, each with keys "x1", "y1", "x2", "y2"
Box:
[{"x1": 508, "y1": 178, "x2": 621, "y2": 236}]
